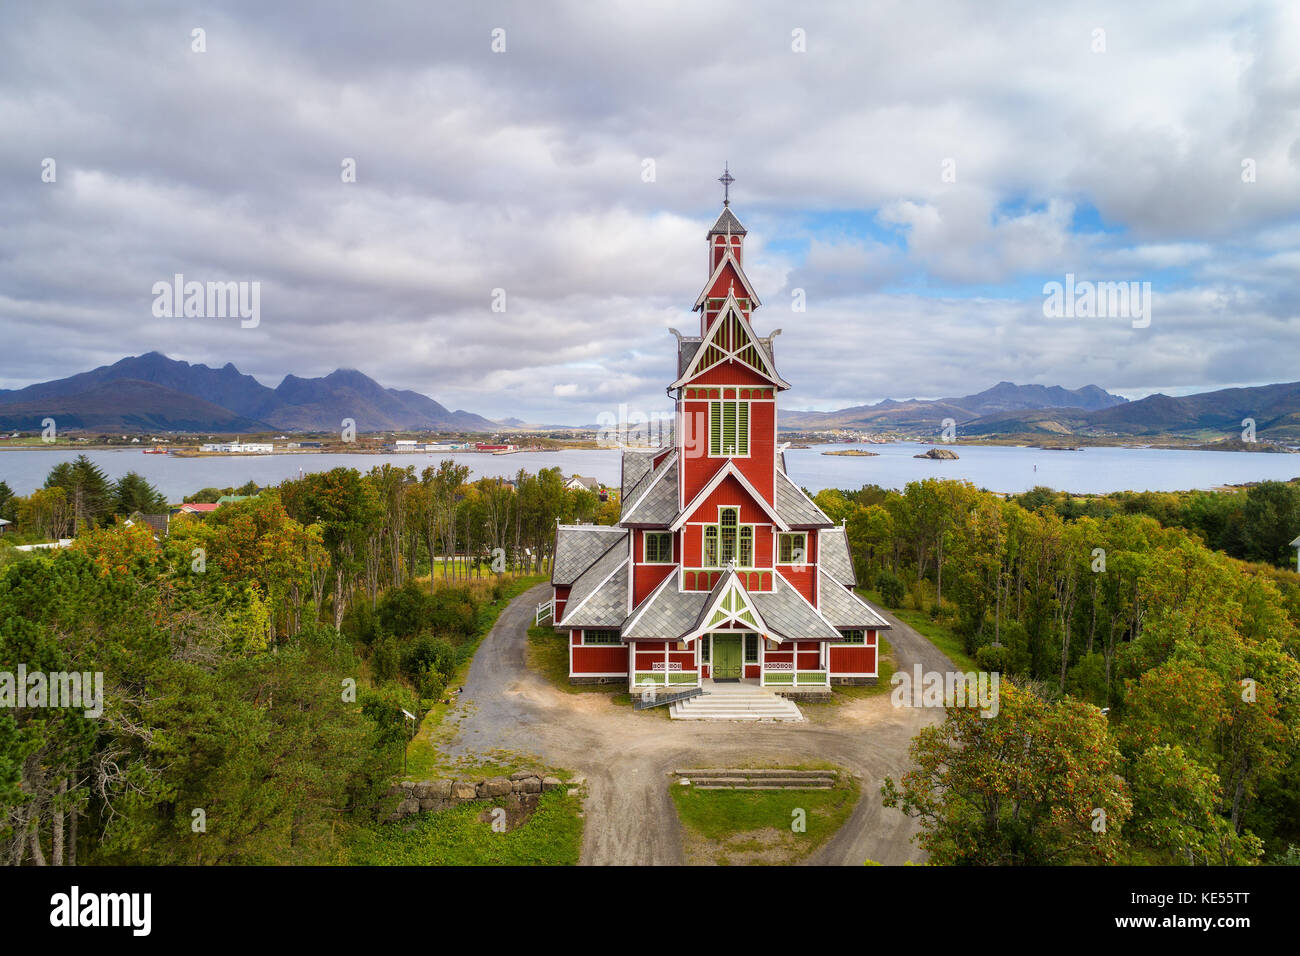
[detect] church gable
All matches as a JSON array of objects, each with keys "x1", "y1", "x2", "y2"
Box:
[
  {"x1": 673, "y1": 296, "x2": 787, "y2": 389},
  {"x1": 694, "y1": 253, "x2": 761, "y2": 313},
  {"x1": 685, "y1": 572, "x2": 767, "y2": 641}
]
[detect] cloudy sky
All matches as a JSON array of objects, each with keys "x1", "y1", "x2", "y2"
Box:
[{"x1": 1, "y1": 0, "x2": 1297, "y2": 424}]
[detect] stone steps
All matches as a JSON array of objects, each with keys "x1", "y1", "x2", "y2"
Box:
[{"x1": 672, "y1": 768, "x2": 836, "y2": 790}]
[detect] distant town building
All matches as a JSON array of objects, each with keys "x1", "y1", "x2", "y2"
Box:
[
  {"x1": 565, "y1": 475, "x2": 600, "y2": 494},
  {"x1": 125, "y1": 512, "x2": 170, "y2": 537},
  {"x1": 200, "y1": 442, "x2": 273, "y2": 453}
]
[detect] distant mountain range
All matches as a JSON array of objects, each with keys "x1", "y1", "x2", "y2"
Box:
[
  {"x1": 3, "y1": 355, "x2": 1292, "y2": 441},
  {"x1": 782, "y1": 380, "x2": 1300, "y2": 441},
  {"x1": 959, "y1": 381, "x2": 1300, "y2": 440},
  {"x1": 0, "y1": 353, "x2": 498, "y2": 433},
  {"x1": 781, "y1": 382, "x2": 1129, "y2": 431}
]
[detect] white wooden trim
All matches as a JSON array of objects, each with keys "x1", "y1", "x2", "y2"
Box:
[{"x1": 669, "y1": 460, "x2": 788, "y2": 532}]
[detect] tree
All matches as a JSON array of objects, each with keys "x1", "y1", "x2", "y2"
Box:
[
  {"x1": 16, "y1": 487, "x2": 72, "y2": 539},
  {"x1": 112, "y1": 472, "x2": 168, "y2": 516},
  {"x1": 279, "y1": 468, "x2": 382, "y2": 627},
  {"x1": 0, "y1": 480, "x2": 15, "y2": 523},
  {"x1": 44, "y1": 455, "x2": 113, "y2": 532},
  {"x1": 1242, "y1": 481, "x2": 1300, "y2": 566},
  {"x1": 1129, "y1": 744, "x2": 1262, "y2": 865},
  {"x1": 882, "y1": 682, "x2": 1131, "y2": 864}
]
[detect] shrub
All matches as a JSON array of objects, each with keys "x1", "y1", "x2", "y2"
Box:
[
  {"x1": 370, "y1": 632, "x2": 402, "y2": 683},
  {"x1": 975, "y1": 642, "x2": 1011, "y2": 674},
  {"x1": 402, "y1": 634, "x2": 455, "y2": 688},
  {"x1": 875, "y1": 569, "x2": 905, "y2": 608}
]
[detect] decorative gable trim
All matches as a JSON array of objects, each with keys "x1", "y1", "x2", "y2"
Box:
[
  {"x1": 693, "y1": 250, "x2": 760, "y2": 311},
  {"x1": 669, "y1": 460, "x2": 788, "y2": 533},
  {"x1": 672, "y1": 293, "x2": 789, "y2": 390},
  {"x1": 682, "y1": 570, "x2": 770, "y2": 643}
]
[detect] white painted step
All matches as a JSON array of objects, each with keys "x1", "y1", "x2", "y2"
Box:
[{"x1": 669, "y1": 687, "x2": 803, "y2": 722}]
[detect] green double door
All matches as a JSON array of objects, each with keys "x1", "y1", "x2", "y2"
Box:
[{"x1": 711, "y1": 634, "x2": 743, "y2": 681}]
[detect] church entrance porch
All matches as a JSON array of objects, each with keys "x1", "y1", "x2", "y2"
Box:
[{"x1": 710, "y1": 633, "x2": 743, "y2": 681}]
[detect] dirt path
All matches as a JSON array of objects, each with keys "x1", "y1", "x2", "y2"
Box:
[{"x1": 444, "y1": 584, "x2": 952, "y2": 865}]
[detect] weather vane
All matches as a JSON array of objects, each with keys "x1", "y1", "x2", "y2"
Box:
[{"x1": 718, "y1": 163, "x2": 734, "y2": 206}]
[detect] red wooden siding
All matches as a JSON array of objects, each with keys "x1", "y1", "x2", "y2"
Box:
[
  {"x1": 633, "y1": 562, "x2": 675, "y2": 605},
  {"x1": 829, "y1": 644, "x2": 876, "y2": 675},
  {"x1": 571, "y1": 644, "x2": 628, "y2": 674}
]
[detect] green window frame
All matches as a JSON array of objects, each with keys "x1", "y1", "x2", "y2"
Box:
[
  {"x1": 719, "y1": 507, "x2": 738, "y2": 564},
  {"x1": 838, "y1": 629, "x2": 866, "y2": 645},
  {"x1": 778, "y1": 532, "x2": 807, "y2": 564},
  {"x1": 703, "y1": 508, "x2": 754, "y2": 568},
  {"x1": 700, "y1": 635, "x2": 710, "y2": 663},
  {"x1": 708, "y1": 399, "x2": 749, "y2": 456},
  {"x1": 644, "y1": 532, "x2": 672, "y2": 563},
  {"x1": 581, "y1": 629, "x2": 621, "y2": 645},
  {"x1": 744, "y1": 633, "x2": 759, "y2": 663}
]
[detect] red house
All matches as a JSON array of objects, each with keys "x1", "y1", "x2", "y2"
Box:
[{"x1": 551, "y1": 187, "x2": 889, "y2": 697}]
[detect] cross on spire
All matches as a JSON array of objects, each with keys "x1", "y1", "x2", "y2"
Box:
[{"x1": 718, "y1": 164, "x2": 735, "y2": 206}]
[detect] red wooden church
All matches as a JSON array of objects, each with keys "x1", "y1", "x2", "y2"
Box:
[{"x1": 550, "y1": 176, "x2": 889, "y2": 694}]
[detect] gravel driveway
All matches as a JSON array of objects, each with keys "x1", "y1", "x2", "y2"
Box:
[{"x1": 445, "y1": 583, "x2": 951, "y2": 865}]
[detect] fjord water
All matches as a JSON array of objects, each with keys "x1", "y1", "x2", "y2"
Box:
[{"x1": 2, "y1": 442, "x2": 1298, "y2": 499}]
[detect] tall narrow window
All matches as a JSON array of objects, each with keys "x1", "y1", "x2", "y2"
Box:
[
  {"x1": 709, "y1": 400, "x2": 750, "y2": 456},
  {"x1": 702, "y1": 509, "x2": 754, "y2": 568},
  {"x1": 719, "y1": 507, "x2": 738, "y2": 564},
  {"x1": 744, "y1": 633, "x2": 759, "y2": 663}
]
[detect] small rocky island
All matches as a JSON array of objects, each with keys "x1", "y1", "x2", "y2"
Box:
[
  {"x1": 914, "y1": 447, "x2": 960, "y2": 460},
  {"x1": 821, "y1": 448, "x2": 879, "y2": 457}
]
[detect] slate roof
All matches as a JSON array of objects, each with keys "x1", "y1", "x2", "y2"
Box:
[
  {"x1": 558, "y1": 535, "x2": 629, "y2": 627},
  {"x1": 621, "y1": 573, "x2": 707, "y2": 640},
  {"x1": 128, "y1": 512, "x2": 170, "y2": 535},
  {"x1": 752, "y1": 575, "x2": 843, "y2": 641},
  {"x1": 819, "y1": 525, "x2": 856, "y2": 585},
  {"x1": 775, "y1": 471, "x2": 833, "y2": 528},
  {"x1": 552, "y1": 525, "x2": 627, "y2": 587},
  {"x1": 562, "y1": 562, "x2": 630, "y2": 628},
  {"x1": 620, "y1": 449, "x2": 658, "y2": 503},
  {"x1": 708, "y1": 207, "x2": 747, "y2": 236},
  {"x1": 677, "y1": 339, "x2": 701, "y2": 378},
  {"x1": 818, "y1": 570, "x2": 890, "y2": 629},
  {"x1": 621, "y1": 451, "x2": 679, "y2": 525}
]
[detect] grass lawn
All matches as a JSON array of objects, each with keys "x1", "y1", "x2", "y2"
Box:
[
  {"x1": 525, "y1": 624, "x2": 618, "y2": 695},
  {"x1": 344, "y1": 787, "x2": 584, "y2": 866},
  {"x1": 670, "y1": 767, "x2": 860, "y2": 865},
  {"x1": 857, "y1": 587, "x2": 979, "y2": 672},
  {"x1": 525, "y1": 623, "x2": 670, "y2": 717}
]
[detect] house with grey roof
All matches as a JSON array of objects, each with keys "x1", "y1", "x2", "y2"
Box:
[{"x1": 550, "y1": 186, "x2": 889, "y2": 700}]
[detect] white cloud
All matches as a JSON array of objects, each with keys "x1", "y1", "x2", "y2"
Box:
[{"x1": 0, "y1": 0, "x2": 1296, "y2": 423}]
